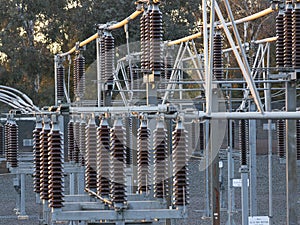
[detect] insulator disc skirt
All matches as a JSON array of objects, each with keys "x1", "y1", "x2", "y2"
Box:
[
  {"x1": 40, "y1": 123, "x2": 51, "y2": 200},
  {"x1": 276, "y1": 12, "x2": 285, "y2": 68},
  {"x1": 110, "y1": 119, "x2": 127, "y2": 204},
  {"x1": 56, "y1": 64, "x2": 65, "y2": 101},
  {"x1": 67, "y1": 121, "x2": 75, "y2": 162},
  {"x1": 172, "y1": 121, "x2": 189, "y2": 206},
  {"x1": 85, "y1": 119, "x2": 98, "y2": 189},
  {"x1": 284, "y1": 6, "x2": 293, "y2": 68},
  {"x1": 137, "y1": 121, "x2": 150, "y2": 193},
  {"x1": 48, "y1": 129, "x2": 64, "y2": 208},
  {"x1": 104, "y1": 35, "x2": 115, "y2": 84},
  {"x1": 7, "y1": 122, "x2": 18, "y2": 168},
  {"x1": 33, "y1": 125, "x2": 42, "y2": 193},
  {"x1": 292, "y1": 6, "x2": 300, "y2": 69},
  {"x1": 153, "y1": 121, "x2": 168, "y2": 198},
  {"x1": 97, "y1": 118, "x2": 111, "y2": 197},
  {"x1": 277, "y1": 119, "x2": 286, "y2": 159},
  {"x1": 213, "y1": 33, "x2": 224, "y2": 80},
  {"x1": 239, "y1": 119, "x2": 249, "y2": 166}
]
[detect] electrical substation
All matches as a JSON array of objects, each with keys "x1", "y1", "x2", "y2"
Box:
[{"x1": 0, "y1": 0, "x2": 300, "y2": 225}]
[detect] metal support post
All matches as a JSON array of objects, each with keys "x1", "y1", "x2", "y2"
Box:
[
  {"x1": 96, "y1": 37, "x2": 102, "y2": 107},
  {"x1": 18, "y1": 173, "x2": 28, "y2": 219},
  {"x1": 240, "y1": 165, "x2": 249, "y2": 225},
  {"x1": 77, "y1": 167, "x2": 85, "y2": 194},
  {"x1": 70, "y1": 172, "x2": 75, "y2": 195},
  {"x1": 285, "y1": 80, "x2": 298, "y2": 225},
  {"x1": 54, "y1": 56, "x2": 59, "y2": 106},
  {"x1": 145, "y1": 74, "x2": 158, "y2": 106},
  {"x1": 249, "y1": 102, "x2": 257, "y2": 216},
  {"x1": 226, "y1": 119, "x2": 236, "y2": 225}
]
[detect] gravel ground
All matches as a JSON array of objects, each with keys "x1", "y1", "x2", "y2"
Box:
[{"x1": 0, "y1": 155, "x2": 299, "y2": 225}]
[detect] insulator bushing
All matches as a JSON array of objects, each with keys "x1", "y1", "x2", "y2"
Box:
[
  {"x1": 213, "y1": 32, "x2": 224, "y2": 80},
  {"x1": 7, "y1": 120, "x2": 18, "y2": 168},
  {"x1": 67, "y1": 120, "x2": 75, "y2": 162},
  {"x1": 79, "y1": 118, "x2": 86, "y2": 166},
  {"x1": 100, "y1": 36, "x2": 106, "y2": 82},
  {"x1": 40, "y1": 117, "x2": 51, "y2": 200},
  {"x1": 172, "y1": 121, "x2": 189, "y2": 206},
  {"x1": 137, "y1": 120, "x2": 150, "y2": 193},
  {"x1": 153, "y1": 120, "x2": 168, "y2": 198},
  {"x1": 48, "y1": 121, "x2": 64, "y2": 208},
  {"x1": 276, "y1": 11, "x2": 285, "y2": 68},
  {"x1": 141, "y1": 12, "x2": 146, "y2": 71},
  {"x1": 297, "y1": 120, "x2": 300, "y2": 160},
  {"x1": 4, "y1": 121, "x2": 9, "y2": 160},
  {"x1": 85, "y1": 116, "x2": 98, "y2": 189},
  {"x1": 164, "y1": 54, "x2": 174, "y2": 87},
  {"x1": 56, "y1": 64, "x2": 65, "y2": 102},
  {"x1": 284, "y1": 4, "x2": 294, "y2": 69},
  {"x1": 33, "y1": 118, "x2": 42, "y2": 193},
  {"x1": 199, "y1": 122, "x2": 205, "y2": 151},
  {"x1": 104, "y1": 34, "x2": 115, "y2": 84},
  {"x1": 293, "y1": 4, "x2": 300, "y2": 69},
  {"x1": 277, "y1": 119, "x2": 286, "y2": 159},
  {"x1": 74, "y1": 54, "x2": 86, "y2": 98},
  {"x1": 123, "y1": 117, "x2": 132, "y2": 165},
  {"x1": 97, "y1": 118, "x2": 111, "y2": 196},
  {"x1": 73, "y1": 118, "x2": 80, "y2": 164},
  {"x1": 0, "y1": 123, "x2": 4, "y2": 156},
  {"x1": 144, "y1": 6, "x2": 151, "y2": 72},
  {"x1": 239, "y1": 119, "x2": 249, "y2": 166},
  {"x1": 149, "y1": 4, "x2": 163, "y2": 74},
  {"x1": 110, "y1": 119, "x2": 127, "y2": 205}
]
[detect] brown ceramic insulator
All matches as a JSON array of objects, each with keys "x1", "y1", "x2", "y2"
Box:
[
  {"x1": 67, "y1": 120, "x2": 75, "y2": 162},
  {"x1": 231, "y1": 121, "x2": 235, "y2": 149},
  {"x1": 48, "y1": 126, "x2": 64, "y2": 208},
  {"x1": 8, "y1": 121, "x2": 18, "y2": 168},
  {"x1": 164, "y1": 54, "x2": 174, "y2": 89},
  {"x1": 140, "y1": 12, "x2": 146, "y2": 71},
  {"x1": 123, "y1": 117, "x2": 132, "y2": 165},
  {"x1": 56, "y1": 64, "x2": 65, "y2": 102},
  {"x1": 277, "y1": 119, "x2": 286, "y2": 159},
  {"x1": 73, "y1": 55, "x2": 78, "y2": 97},
  {"x1": 137, "y1": 120, "x2": 150, "y2": 193},
  {"x1": 33, "y1": 120, "x2": 42, "y2": 193},
  {"x1": 77, "y1": 55, "x2": 86, "y2": 98},
  {"x1": 79, "y1": 119, "x2": 86, "y2": 166},
  {"x1": 100, "y1": 36, "x2": 106, "y2": 83},
  {"x1": 149, "y1": 4, "x2": 163, "y2": 73},
  {"x1": 284, "y1": 4, "x2": 293, "y2": 68},
  {"x1": 39, "y1": 119, "x2": 51, "y2": 200},
  {"x1": 110, "y1": 119, "x2": 127, "y2": 204},
  {"x1": 104, "y1": 35, "x2": 115, "y2": 84},
  {"x1": 97, "y1": 118, "x2": 111, "y2": 197},
  {"x1": 239, "y1": 119, "x2": 249, "y2": 166},
  {"x1": 4, "y1": 121, "x2": 10, "y2": 160},
  {"x1": 172, "y1": 121, "x2": 189, "y2": 206},
  {"x1": 276, "y1": 11, "x2": 285, "y2": 68},
  {"x1": 153, "y1": 120, "x2": 168, "y2": 199},
  {"x1": 73, "y1": 119, "x2": 80, "y2": 164},
  {"x1": 213, "y1": 32, "x2": 224, "y2": 80},
  {"x1": 293, "y1": 5, "x2": 300, "y2": 69},
  {"x1": 85, "y1": 117, "x2": 98, "y2": 189},
  {"x1": 144, "y1": 6, "x2": 151, "y2": 72}
]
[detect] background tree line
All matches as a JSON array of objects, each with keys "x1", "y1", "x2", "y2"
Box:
[{"x1": 0, "y1": 0, "x2": 275, "y2": 109}]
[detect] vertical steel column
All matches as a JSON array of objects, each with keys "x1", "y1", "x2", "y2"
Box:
[
  {"x1": 19, "y1": 173, "x2": 27, "y2": 219},
  {"x1": 54, "y1": 56, "x2": 59, "y2": 106},
  {"x1": 249, "y1": 102, "x2": 257, "y2": 216},
  {"x1": 285, "y1": 80, "x2": 298, "y2": 225},
  {"x1": 241, "y1": 165, "x2": 249, "y2": 225}
]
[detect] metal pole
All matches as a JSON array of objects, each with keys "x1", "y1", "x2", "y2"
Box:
[
  {"x1": 19, "y1": 173, "x2": 27, "y2": 218},
  {"x1": 249, "y1": 103, "x2": 257, "y2": 216},
  {"x1": 285, "y1": 80, "x2": 298, "y2": 225},
  {"x1": 54, "y1": 56, "x2": 59, "y2": 106},
  {"x1": 264, "y1": 43, "x2": 273, "y2": 222},
  {"x1": 241, "y1": 165, "x2": 249, "y2": 225},
  {"x1": 205, "y1": 120, "x2": 210, "y2": 218}
]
